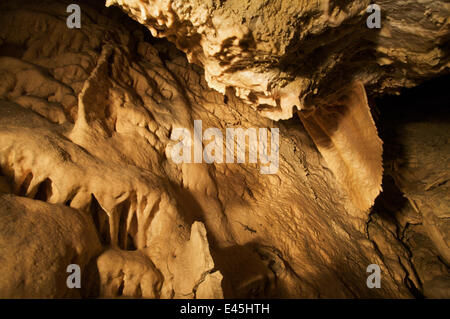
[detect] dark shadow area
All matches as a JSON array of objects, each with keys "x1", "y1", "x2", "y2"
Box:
[
  {"x1": 89, "y1": 194, "x2": 111, "y2": 247},
  {"x1": 374, "y1": 73, "x2": 450, "y2": 151},
  {"x1": 82, "y1": 256, "x2": 101, "y2": 298},
  {"x1": 372, "y1": 175, "x2": 409, "y2": 223},
  {"x1": 34, "y1": 178, "x2": 53, "y2": 202},
  {"x1": 369, "y1": 74, "x2": 450, "y2": 298},
  {"x1": 372, "y1": 72, "x2": 450, "y2": 186}
]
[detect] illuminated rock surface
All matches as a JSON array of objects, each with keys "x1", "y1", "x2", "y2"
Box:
[
  {"x1": 0, "y1": 0, "x2": 448, "y2": 298},
  {"x1": 108, "y1": 0, "x2": 450, "y2": 119}
]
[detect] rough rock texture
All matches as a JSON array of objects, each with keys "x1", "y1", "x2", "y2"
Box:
[
  {"x1": 0, "y1": 194, "x2": 101, "y2": 298},
  {"x1": 109, "y1": 0, "x2": 450, "y2": 215},
  {"x1": 170, "y1": 222, "x2": 223, "y2": 298},
  {"x1": 0, "y1": 0, "x2": 448, "y2": 299},
  {"x1": 386, "y1": 116, "x2": 449, "y2": 265},
  {"x1": 373, "y1": 87, "x2": 450, "y2": 298},
  {"x1": 108, "y1": 0, "x2": 450, "y2": 119},
  {"x1": 97, "y1": 249, "x2": 163, "y2": 298},
  {"x1": 299, "y1": 82, "x2": 383, "y2": 210}
]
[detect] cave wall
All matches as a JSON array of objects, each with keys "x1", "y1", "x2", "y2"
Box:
[
  {"x1": 0, "y1": 0, "x2": 448, "y2": 298},
  {"x1": 108, "y1": 0, "x2": 450, "y2": 119}
]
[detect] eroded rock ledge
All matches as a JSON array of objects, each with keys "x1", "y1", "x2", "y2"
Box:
[
  {"x1": 0, "y1": 0, "x2": 448, "y2": 298},
  {"x1": 108, "y1": 0, "x2": 450, "y2": 120}
]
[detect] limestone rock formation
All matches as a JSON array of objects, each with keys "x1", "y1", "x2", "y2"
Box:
[
  {"x1": 0, "y1": 0, "x2": 448, "y2": 299},
  {"x1": 108, "y1": 0, "x2": 449, "y2": 212},
  {"x1": 375, "y1": 89, "x2": 450, "y2": 298},
  {"x1": 108, "y1": 0, "x2": 450, "y2": 119},
  {"x1": 97, "y1": 249, "x2": 163, "y2": 298},
  {"x1": 170, "y1": 222, "x2": 223, "y2": 298},
  {"x1": 0, "y1": 194, "x2": 101, "y2": 298},
  {"x1": 299, "y1": 82, "x2": 383, "y2": 211}
]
